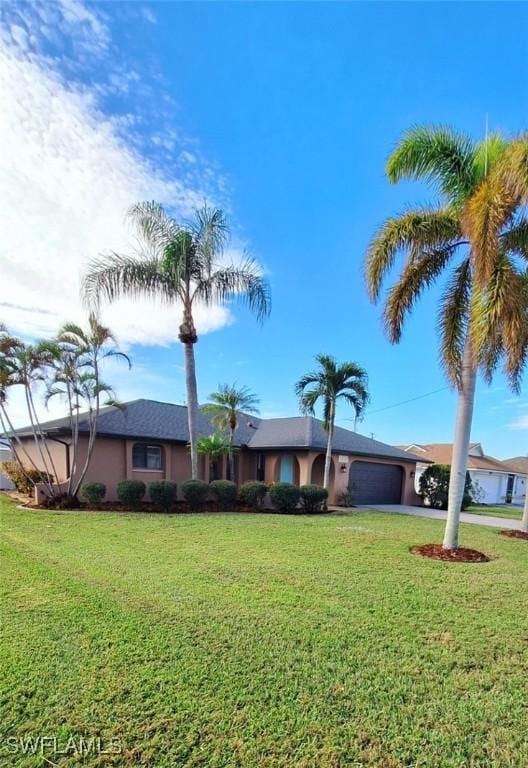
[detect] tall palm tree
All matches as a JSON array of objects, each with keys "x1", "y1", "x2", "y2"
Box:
[
  {"x1": 0, "y1": 326, "x2": 54, "y2": 492},
  {"x1": 202, "y1": 383, "x2": 259, "y2": 481},
  {"x1": 196, "y1": 433, "x2": 231, "y2": 480},
  {"x1": 83, "y1": 202, "x2": 270, "y2": 480},
  {"x1": 365, "y1": 126, "x2": 528, "y2": 549},
  {"x1": 48, "y1": 313, "x2": 130, "y2": 497},
  {"x1": 295, "y1": 354, "x2": 369, "y2": 490}
]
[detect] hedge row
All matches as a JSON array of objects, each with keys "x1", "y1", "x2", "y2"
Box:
[{"x1": 80, "y1": 479, "x2": 328, "y2": 513}]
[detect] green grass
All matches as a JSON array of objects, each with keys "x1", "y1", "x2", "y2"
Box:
[
  {"x1": 466, "y1": 504, "x2": 523, "y2": 520},
  {"x1": 1, "y1": 494, "x2": 527, "y2": 768}
]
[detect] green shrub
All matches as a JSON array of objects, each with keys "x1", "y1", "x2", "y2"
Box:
[
  {"x1": 149, "y1": 480, "x2": 177, "y2": 512},
  {"x1": 117, "y1": 479, "x2": 146, "y2": 509},
  {"x1": 269, "y1": 482, "x2": 301, "y2": 513},
  {"x1": 209, "y1": 480, "x2": 237, "y2": 510},
  {"x1": 81, "y1": 482, "x2": 106, "y2": 506},
  {"x1": 418, "y1": 464, "x2": 472, "y2": 510},
  {"x1": 336, "y1": 488, "x2": 355, "y2": 507},
  {"x1": 299, "y1": 484, "x2": 328, "y2": 512},
  {"x1": 181, "y1": 479, "x2": 210, "y2": 511},
  {"x1": 239, "y1": 480, "x2": 268, "y2": 510},
  {"x1": 0, "y1": 461, "x2": 52, "y2": 495}
]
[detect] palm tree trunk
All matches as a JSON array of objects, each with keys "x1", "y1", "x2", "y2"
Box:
[
  {"x1": 443, "y1": 339, "x2": 477, "y2": 550},
  {"x1": 184, "y1": 341, "x2": 199, "y2": 480},
  {"x1": 323, "y1": 400, "x2": 335, "y2": 490},
  {"x1": 522, "y1": 487, "x2": 528, "y2": 534},
  {"x1": 72, "y1": 356, "x2": 101, "y2": 498},
  {"x1": 229, "y1": 427, "x2": 235, "y2": 482}
]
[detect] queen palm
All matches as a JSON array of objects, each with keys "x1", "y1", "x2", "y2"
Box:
[
  {"x1": 202, "y1": 383, "x2": 259, "y2": 481},
  {"x1": 365, "y1": 126, "x2": 528, "y2": 549},
  {"x1": 295, "y1": 355, "x2": 369, "y2": 490},
  {"x1": 83, "y1": 202, "x2": 270, "y2": 479}
]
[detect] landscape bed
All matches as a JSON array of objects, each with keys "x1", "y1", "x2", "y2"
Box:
[{"x1": 1, "y1": 493, "x2": 527, "y2": 767}]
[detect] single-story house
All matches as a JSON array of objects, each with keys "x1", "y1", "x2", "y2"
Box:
[
  {"x1": 12, "y1": 398, "x2": 423, "y2": 505},
  {"x1": 397, "y1": 442, "x2": 526, "y2": 506},
  {"x1": 504, "y1": 457, "x2": 528, "y2": 504}
]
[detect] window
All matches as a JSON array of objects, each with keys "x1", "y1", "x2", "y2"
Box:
[
  {"x1": 132, "y1": 443, "x2": 163, "y2": 470},
  {"x1": 256, "y1": 453, "x2": 266, "y2": 482}
]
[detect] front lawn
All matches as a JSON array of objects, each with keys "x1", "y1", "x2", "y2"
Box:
[
  {"x1": 466, "y1": 504, "x2": 523, "y2": 520},
  {"x1": 1, "y1": 494, "x2": 527, "y2": 767}
]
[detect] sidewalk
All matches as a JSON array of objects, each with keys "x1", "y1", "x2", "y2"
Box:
[{"x1": 364, "y1": 504, "x2": 523, "y2": 531}]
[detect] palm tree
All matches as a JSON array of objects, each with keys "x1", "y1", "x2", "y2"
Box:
[
  {"x1": 0, "y1": 326, "x2": 55, "y2": 492},
  {"x1": 83, "y1": 202, "x2": 271, "y2": 480},
  {"x1": 202, "y1": 383, "x2": 259, "y2": 481},
  {"x1": 295, "y1": 354, "x2": 369, "y2": 490},
  {"x1": 47, "y1": 313, "x2": 130, "y2": 497},
  {"x1": 196, "y1": 433, "x2": 231, "y2": 480},
  {"x1": 3, "y1": 339, "x2": 62, "y2": 495},
  {"x1": 365, "y1": 126, "x2": 528, "y2": 549}
]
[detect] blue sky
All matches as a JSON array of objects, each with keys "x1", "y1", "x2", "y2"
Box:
[{"x1": 0, "y1": 1, "x2": 527, "y2": 459}]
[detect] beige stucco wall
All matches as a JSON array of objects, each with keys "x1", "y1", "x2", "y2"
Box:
[{"x1": 20, "y1": 434, "x2": 419, "y2": 506}]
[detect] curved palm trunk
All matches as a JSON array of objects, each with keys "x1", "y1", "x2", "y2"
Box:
[
  {"x1": 184, "y1": 342, "x2": 199, "y2": 480},
  {"x1": 323, "y1": 400, "x2": 335, "y2": 491},
  {"x1": 522, "y1": 488, "x2": 528, "y2": 534},
  {"x1": 72, "y1": 356, "x2": 101, "y2": 499},
  {"x1": 443, "y1": 340, "x2": 477, "y2": 550}
]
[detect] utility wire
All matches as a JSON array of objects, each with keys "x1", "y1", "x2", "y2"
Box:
[{"x1": 346, "y1": 385, "x2": 450, "y2": 421}]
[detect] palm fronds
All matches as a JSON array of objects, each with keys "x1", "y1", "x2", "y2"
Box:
[
  {"x1": 384, "y1": 244, "x2": 458, "y2": 343},
  {"x1": 365, "y1": 207, "x2": 463, "y2": 301},
  {"x1": 386, "y1": 125, "x2": 476, "y2": 202},
  {"x1": 195, "y1": 256, "x2": 271, "y2": 322}
]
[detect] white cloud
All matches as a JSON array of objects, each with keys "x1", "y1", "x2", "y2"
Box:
[
  {"x1": 0, "y1": 3, "x2": 235, "y2": 348},
  {"x1": 142, "y1": 6, "x2": 158, "y2": 25},
  {"x1": 508, "y1": 413, "x2": 528, "y2": 430}
]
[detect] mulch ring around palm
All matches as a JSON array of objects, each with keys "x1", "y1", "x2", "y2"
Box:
[
  {"x1": 411, "y1": 543, "x2": 490, "y2": 563},
  {"x1": 498, "y1": 529, "x2": 528, "y2": 541}
]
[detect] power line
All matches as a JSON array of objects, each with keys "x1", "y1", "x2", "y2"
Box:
[{"x1": 346, "y1": 386, "x2": 450, "y2": 420}]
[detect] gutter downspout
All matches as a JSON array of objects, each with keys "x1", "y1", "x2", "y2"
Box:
[{"x1": 47, "y1": 436, "x2": 71, "y2": 480}]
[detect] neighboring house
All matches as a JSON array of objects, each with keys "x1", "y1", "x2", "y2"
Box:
[
  {"x1": 504, "y1": 457, "x2": 528, "y2": 505},
  {"x1": 397, "y1": 442, "x2": 526, "y2": 505},
  {"x1": 0, "y1": 440, "x2": 15, "y2": 490},
  {"x1": 14, "y1": 398, "x2": 423, "y2": 505}
]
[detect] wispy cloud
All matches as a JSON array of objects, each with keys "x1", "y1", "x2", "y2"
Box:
[
  {"x1": 508, "y1": 414, "x2": 528, "y2": 430},
  {"x1": 0, "y1": 1, "x2": 236, "y2": 347}
]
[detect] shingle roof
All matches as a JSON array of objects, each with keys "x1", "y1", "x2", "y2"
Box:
[
  {"x1": 16, "y1": 399, "x2": 261, "y2": 447},
  {"x1": 15, "y1": 398, "x2": 420, "y2": 462},
  {"x1": 249, "y1": 416, "x2": 418, "y2": 461},
  {"x1": 504, "y1": 456, "x2": 528, "y2": 474},
  {"x1": 397, "y1": 443, "x2": 520, "y2": 473}
]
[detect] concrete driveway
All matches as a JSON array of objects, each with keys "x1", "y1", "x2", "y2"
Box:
[{"x1": 364, "y1": 504, "x2": 523, "y2": 531}]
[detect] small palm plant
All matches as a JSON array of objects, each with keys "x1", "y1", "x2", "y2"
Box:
[
  {"x1": 295, "y1": 355, "x2": 369, "y2": 490},
  {"x1": 83, "y1": 202, "x2": 271, "y2": 480},
  {"x1": 365, "y1": 125, "x2": 528, "y2": 550},
  {"x1": 196, "y1": 433, "x2": 231, "y2": 480},
  {"x1": 202, "y1": 384, "x2": 259, "y2": 481}
]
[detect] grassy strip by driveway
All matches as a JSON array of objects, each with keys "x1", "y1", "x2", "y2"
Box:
[
  {"x1": 1, "y1": 494, "x2": 527, "y2": 767},
  {"x1": 466, "y1": 504, "x2": 522, "y2": 520}
]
